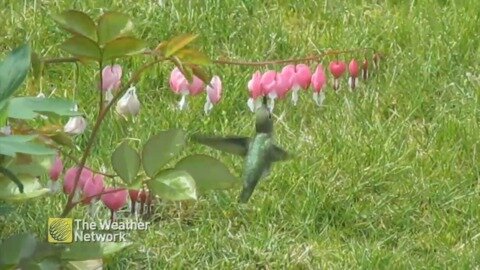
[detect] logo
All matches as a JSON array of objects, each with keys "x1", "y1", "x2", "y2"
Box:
[{"x1": 48, "y1": 218, "x2": 73, "y2": 243}]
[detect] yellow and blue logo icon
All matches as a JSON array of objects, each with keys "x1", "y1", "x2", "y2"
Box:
[{"x1": 47, "y1": 218, "x2": 73, "y2": 243}]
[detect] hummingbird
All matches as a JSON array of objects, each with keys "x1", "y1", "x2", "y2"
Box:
[{"x1": 192, "y1": 96, "x2": 291, "y2": 203}]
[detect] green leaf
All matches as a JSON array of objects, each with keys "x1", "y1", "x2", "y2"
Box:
[
  {"x1": 3, "y1": 154, "x2": 55, "y2": 177},
  {"x1": 8, "y1": 97, "x2": 82, "y2": 119},
  {"x1": 165, "y1": 33, "x2": 198, "y2": 57},
  {"x1": 48, "y1": 132, "x2": 75, "y2": 148},
  {"x1": 111, "y1": 142, "x2": 140, "y2": 184},
  {"x1": 97, "y1": 11, "x2": 134, "y2": 45},
  {"x1": 100, "y1": 242, "x2": 132, "y2": 257},
  {"x1": 0, "y1": 166, "x2": 24, "y2": 193},
  {"x1": 175, "y1": 154, "x2": 241, "y2": 191},
  {"x1": 171, "y1": 56, "x2": 193, "y2": 83},
  {"x1": 147, "y1": 169, "x2": 197, "y2": 201},
  {"x1": 190, "y1": 64, "x2": 212, "y2": 85},
  {"x1": 0, "y1": 135, "x2": 55, "y2": 156},
  {"x1": 0, "y1": 175, "x2": 49, "y2": 201},
  {"x1": 0, "y1": 99, "x2": 9, "y2": 125},
  {"x1": 0, "y1": 233, "x2": 37, "y2": 268},
  {"x1": 176, "y1": 48, "x2": 210, "y2": 65},
  {"x1": 142, "y1": 129, "x2": 186, "y2": 178},
  {"x1": 59, "y1": 36, "x2": 101, "y2": 60},
  {"x1": 66, "y1": 260, "x2": 103, "y2": 270},
  {"x1": 102, "y1": 37, "x2": 147, "y2": 61},
  {"x1": 0, "y1": 44, "x2": 31, "y2": 102},
  {"x1": 52, "y1": 10, "x2": 97, "y2": 41},
  {"x1": 61, "y1": 242, "x2": 102, "y2": 261}
]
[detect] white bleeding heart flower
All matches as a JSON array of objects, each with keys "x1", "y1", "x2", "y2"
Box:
[
  {"x1": 116, "y1": 86, "x2": 141, "y2": 117},
  {"x1": 64, "y1": 105, "x2": 87, "y2": 135}
]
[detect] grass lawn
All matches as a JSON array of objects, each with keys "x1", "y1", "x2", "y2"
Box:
[{"x1": 1, "y1": 0, "x2": 480, "y2": 268}]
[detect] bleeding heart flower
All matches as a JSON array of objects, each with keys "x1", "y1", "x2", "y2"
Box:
[
  {"x1": 129, "y1": 189, "x2": 140, "y2": 215},
  {"x1": 204, "y1": 76, "x2": 222, "y2": 115},
  {"x1": 64, "y1": 105, "x2": 87, "y2": 135},
  {"x1": 48, "y1": 154, "x2": 63, "y2": 193},
  {"x1": 362, "y1": 59, "x2": 369, "y2": 80},
  {"x1": 247, "y1": 71, "x2": 264, "y2": 112},
  {"x1": 49, "y1": 154, "x2": 63, "y2": 181},
  {"x1": 329, "y1": 60, "x2": 346, "y2": 91},
  {"x1": 281, "y1": 64, "x2": 311, "y2": 105},
  {"x1": 261, "y1": 70, "x2": 289, "y2": 111},
  {"x1": 169, "y1": 68, "x2": 205, "y2": 110},
  {"x1": 101, "y1": 188, "x2": 128, "y2": 221},
  {"x1": 311, "y1": 65, "x2": 327, "y2": 106},
  {"x1": 116, "y1": 86, "x2": 141, "y2": 117},
  {"x1": 102, "y1": 65, "x2": 122, "y2": 91},
  {"x1": 63, "y1": 166, "x2": 94, "y2": 195},
  {"x1": 82, "y1": 174, "x2": 104, "y2": 205},
  {"x1": 348, "y1": 59, "x2": 359, "y2": 90}
]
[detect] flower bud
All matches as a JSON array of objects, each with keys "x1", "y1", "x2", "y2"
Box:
[
  {"x1": 64, "y1": 116, "x2": 87, "y2": 134},
  {"x1": 64, "y1": 105, "x2": 87, "y2": 135},
  {"x1": 116, "y1": 86, "x2": 141, "y2": 117},
  {"x1": 102, "y1": 65, "x2": 122, "y2": 91},
  {"x1": 101, "y1": 188, "x2": 128, "y2": 212}
]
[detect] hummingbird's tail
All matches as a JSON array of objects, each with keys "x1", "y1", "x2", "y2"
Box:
[{"x1": 238, "y1": 180, "x2": 259, "y2": 203}]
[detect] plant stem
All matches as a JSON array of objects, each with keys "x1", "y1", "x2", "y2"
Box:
[
  {"x1": 98, "y1": 61, "x2": 104, "y2": 119},
  {"x1": 59, "y1": 58, "x2": 167, "y2": 217}
]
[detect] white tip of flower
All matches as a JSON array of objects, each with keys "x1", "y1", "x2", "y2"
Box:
[
  {"x1": 313, "y1": 92, "x2": 325, "y2": 106},
  {"x1": 348, "y1": 77, "x2": 358, "y2": 91},
  {"x1": 178, "y1": 94, "x2": 188, "y2": 110},
  {"x1": 204, "y1": 100, "x2": 213, "y2": 115},
  {"x1": 48, "y1": 180, "x2": 61, "y2": 194},
  {"x1": 268, "y1": 97, "x2": 275, "y2": 112},
  {"x1": 105, "y1": 89, "x2": 114, "y2": 104},
  {"x1": 247, "y1": 98, "x2": 255, "y2": 112},
  {"x1": 36, "y1": 92, "x2": 46, "y2": 98},
  {"x1": 291, "y1": 89, "x2": 299, "y2": 106},
  {"x1": 64, "y1": 116, "x2": 87, "y2": 135},
  {"x1": 333, "y1": 78, "x2": 340, "y2": 91},
  {"x1": 116, "y1": 86, "x2": 140, "y2": 117}
]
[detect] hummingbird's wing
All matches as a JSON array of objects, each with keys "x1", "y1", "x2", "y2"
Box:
[
  {"x1": 269, "y1": 145, "x2": 291, "y2": 162},
  {"x1": 191, "y1": 135, "x2": 250, "y2": 156}
]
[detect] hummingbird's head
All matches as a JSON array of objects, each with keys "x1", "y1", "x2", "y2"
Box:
[{"x1": 255, "y1": 96, "x2": 273, "y2": 133}]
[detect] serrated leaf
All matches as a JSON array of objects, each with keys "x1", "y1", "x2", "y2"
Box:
[
  {"x1": 0, "y1": 175, "x2": 49, "y2": 201},
  {"x1": 97, "y1": 11, "x2": 134, "y2": 45},
  {"x1": 147, "y1": 169, "x2": 197, "y2": 201},
  {"x1": 165, "y1": 33, "x2": 198, "y2": 57},
  {"x1": 59, "y1": 36, "x2": 101, "y2": 60},
  {"x1": 176, "y1": 48, "x2": 210, "y2": 65},
  {"x1": 52, "y1": 10, "x2": 97, "y2": 41},
  {"x1": 175, "y1": 154, "x2": 241, "y2": 191},
  {"x1": 0, "y1": 44, "x2": 31, "y2": 102},
  {"x1": 0, "y1": 233, "x2": 37, "y2": 267},
  {"x1": 111, "y1": 142, "x2": 140, "y2": 184},
  {"x1": 190, "y1": 64, "x2": 212, "y2": 85},
  {"x1": 142, "y1": 129, "x2": 186, "y2": 178},
  {"x1": 102, "y1": 37, "x2": 147, "y2": 61},
  {"x1": 8, "y1": 97, "x2": 82, "y2": 120},
  {"x1": 0, "y1": 135, "x2": 55, "y2": 156}
]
